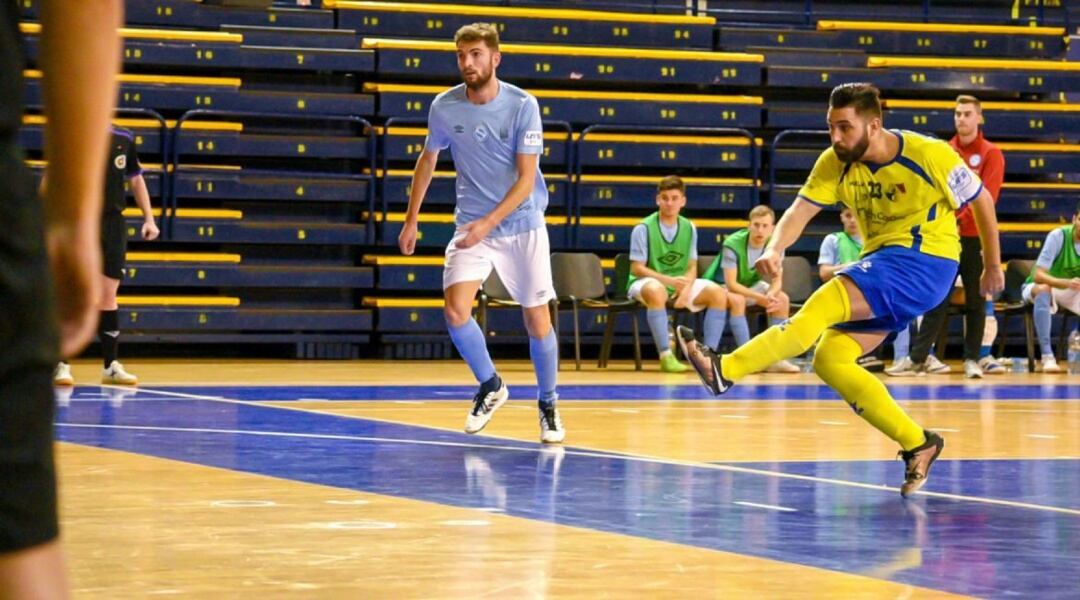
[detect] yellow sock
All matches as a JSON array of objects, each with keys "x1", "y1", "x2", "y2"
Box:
[
  {"x1": 722, "y1": 277, "x2": 852, "y2": 381},
  {"x1": 813, "y1": 329, "x2": 925, "y2": 450}
]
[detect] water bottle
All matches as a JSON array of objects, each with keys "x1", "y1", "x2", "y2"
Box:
[{"x1": 1068, "y1": 329, "x2": 1080, "y2": 375}]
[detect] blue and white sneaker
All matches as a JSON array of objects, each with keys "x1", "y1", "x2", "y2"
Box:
[
  {"x1": 464, "y1": 375, "x2": 508, "y2": 434},
  {"x1": 978, "y1": 355, "x2": 1007, "y2": 375},
  {"x1": 539, "y1": 405, "x2": 565, "y2": 444}
]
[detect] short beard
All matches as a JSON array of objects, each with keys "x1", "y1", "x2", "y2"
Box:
[
  {"x1": 833, "y1": 129, "x2": 870, "y2": 163},
  {"x1": 463, "y1": 68, "x2": 493, "y2": 91}
]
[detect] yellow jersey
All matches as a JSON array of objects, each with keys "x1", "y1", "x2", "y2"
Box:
[{"x1": 797, "y1": 130, "x2": 983, "y2": 261}]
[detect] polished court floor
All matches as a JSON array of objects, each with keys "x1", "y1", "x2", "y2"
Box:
[{"x1": 54, "y1": 360, "x2": 1079, "y2": 598}]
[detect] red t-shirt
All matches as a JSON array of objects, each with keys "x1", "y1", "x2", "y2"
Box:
[{"x1": 950, "y1": 130, "x2": 1004, "y2": 238}]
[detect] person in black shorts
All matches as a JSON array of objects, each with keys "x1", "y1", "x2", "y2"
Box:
[
  {"x1": 52, "y1": 126, "x2": 158, "y2": 386},
  {"x1": 0, "y1": 0, "x2": 122, "y2": 596}
]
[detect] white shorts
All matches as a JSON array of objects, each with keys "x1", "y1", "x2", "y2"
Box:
[
  {"x1": 741, "y1": 280, "x2": 772, "y2": 306},
  {"x1": 627, "y1": 277, "x2": 716, "y2": 313},
  {"x1": 1022, "y1": 283, "x2": 1080, "y2": 315},
  {"x1": 443, "y1": 226, "x2": 555, "y2": 308}
]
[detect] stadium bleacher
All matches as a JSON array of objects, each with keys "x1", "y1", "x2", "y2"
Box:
[{"x1": 16, "y1": 0, "x2": 1077, "y2": 358}]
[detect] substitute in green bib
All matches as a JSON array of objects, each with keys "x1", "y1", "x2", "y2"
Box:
[
  {"x1": 702, "y1": 205, "x2": 799, "y2": 373},
  {"x1": 627, "y1": 176, "x2": 731, "y2": 373},
  {"x1": 1022, "y1": 202, "x2": 1080, "y2": 373}
]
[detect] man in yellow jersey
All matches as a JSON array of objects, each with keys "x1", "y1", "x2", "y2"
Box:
[{"x1": 677, "y1": 83, "x2": 1004, "y2": 497}]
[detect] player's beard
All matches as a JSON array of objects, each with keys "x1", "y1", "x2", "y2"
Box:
[
  {"x1": 833, "y1": 126, "x2": 870, "y2": 163},
  {"x1": 462, "y1": 61, "x2": 494, "y2": 91}
]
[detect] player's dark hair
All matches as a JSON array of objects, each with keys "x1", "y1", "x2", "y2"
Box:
[
  {"x1": 656, "y1": 175, "x2": 685, "y2": 195},
  {"x1": 454, "y1": 23, "x2": 500, "y2": 51},
  {"x1": 829, "y1": 83, "x2": 883, "y2": 119}
]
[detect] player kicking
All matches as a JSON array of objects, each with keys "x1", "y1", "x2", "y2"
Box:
[{"x1": 678, "y1": 83, "x2": 1004, "y2": 496}]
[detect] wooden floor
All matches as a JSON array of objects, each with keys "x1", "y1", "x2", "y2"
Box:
[{"x1": 55, "y1": 359, "x2": 1080, "y2": 598}]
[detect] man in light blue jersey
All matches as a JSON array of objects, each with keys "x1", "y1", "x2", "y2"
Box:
[{"x1": 398, "y1": 23, "x2": 564, "y2": 443}]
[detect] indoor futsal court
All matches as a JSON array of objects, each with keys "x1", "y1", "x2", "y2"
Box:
[
  {"x1": 54, "y1": 359, "x2": 1078, "y2": 598},
  {"x1": 12, "y1": 0, "x2": 1080, "y2": 597}
]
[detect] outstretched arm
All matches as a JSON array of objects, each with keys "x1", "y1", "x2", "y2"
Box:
[{"x1": 755, "y1": 198, "x2": 821, "y2": 277}]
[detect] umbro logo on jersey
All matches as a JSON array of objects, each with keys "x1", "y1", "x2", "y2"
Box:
[{"x1": 658, "y1": 252, "x2": 685, "y2": 267}]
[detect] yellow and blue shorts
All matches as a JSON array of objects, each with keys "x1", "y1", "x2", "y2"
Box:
[{"x1": 834, "y1": 245, "x2": 959, "y2": 334}]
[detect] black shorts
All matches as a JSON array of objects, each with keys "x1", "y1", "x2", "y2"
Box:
[
  {"x1": 101, "y1": 210, "x2": 128, "y2": 280},
  {"x1": 0, "y1": 141, "x2": 60, "y2": 552}
]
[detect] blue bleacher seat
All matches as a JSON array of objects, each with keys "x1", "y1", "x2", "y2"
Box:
[
  {"x1": 366, "y1": 83, "x2": 763, "y2": 128},
  {"x1": 579, "y1": 132, "x2": 757, "y2": 170},
  {"x1": 362, "y1": 37, "x2": 764, "y2": 86},
  {"x1": 576, "y1": 175, "x2": 757, "y2": 212},
  {"x1": 331, "y1": 1, "x2": 714, "y2": 48}
]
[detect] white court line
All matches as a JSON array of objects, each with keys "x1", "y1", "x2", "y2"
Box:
[
  {"x1": 733, "y1": 501, "x2": 797, "y2": 513},
  {"x1": 1027, "y1": 434, "x2": 1058, "y2": 440},
  {"x1": 61, "y1": 386, "x2": 1080, "y2": 517},
  {"x1": 610, "y1": 409, "x2": 639, "y2": 414},
  {"x1": 931, "y1": 428, "x2": 961, "y2": 433},
  {"x1": 818, "y1": 420, "x2": 848, "y2": 426},
  {"x1": 94, "y1": 386, "x2": 1080, "y2": 517}
]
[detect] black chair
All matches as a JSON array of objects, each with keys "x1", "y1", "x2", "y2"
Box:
[
  {"x1": 995, "y1": 259, "x2": 1036, "y2": 372},
  {"x1": 477, "y1": 269, "x2": 558, "y2": 353},
  {"x1": 597, "y1": 253, "x2": 644, "y2": 370},
  {"x1": 780, "y1": 255, "x2": 815, "y2": 309},
  {"x1": 551, "y1": 252, "x2": 641, "y2": 370}
]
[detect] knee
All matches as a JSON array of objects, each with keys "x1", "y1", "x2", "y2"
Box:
[
  {"x1": 775, "y1": 292, "x2": 791, "y2": 314},
  {"x1": 728, "y1": 293, "x2": 746, "y2": 313},
  {"x1": 705, "y1": 283, "x2": 727, "y2": 308},
  {"x1": 812, "y1": 338, "x2": 855, "y2": 377},
  {"x1": 444, "y1": 305, "x2": 472, "y2": 328},
  {"x1": 1033, "y1": 287, "x2": 1052, "y2": 307},
  {"x1": 640, "y1": 282, "x2": 667, "y2": 308},
  {"x1": 523, "y1": 305, "x2": 552, "y2": 338}
]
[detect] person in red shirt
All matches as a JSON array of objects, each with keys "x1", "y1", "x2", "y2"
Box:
[{"x1": 906, "y1": 95, "x2": 1005, "y2": 378}]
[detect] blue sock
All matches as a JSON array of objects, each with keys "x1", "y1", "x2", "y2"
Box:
[
  {"x1": 530, "y1": 328, "x2": 559, "y2": 409},
  {"x1": 768, "y1": 316, "x2": 784, "y2": 327},
  {"x1": 980, "y1": 301, "x2": 995, "y2": 358},
  {"x1": 893, "y1": 325, "x2": 911, "y2": 358},
  {"x1": 447, "y1": 318, "x2": 496, "y2": 383},
  {"x1": 730, "y1": 314, "x2": 751, "y2": 346},
  {"x1": 1034, "y1": 292, "x2": 1054, "y2": 357},
  {"x1": 703, "y1": 308, "x2": 728, "y2": 351},
  {"x1": 646, "y1": 308, "x2": 669, "y2": 356}
]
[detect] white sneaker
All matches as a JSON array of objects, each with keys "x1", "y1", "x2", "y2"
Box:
[
  {"x1": 1040, "y1": 355, "x2": 1062, "y2": 374},
  {"x1": 102, "y1": 360, "x2": 137, "y2": 385},
  {"x1": 765, "y1": 359, "x2": 801, "y2": 374},
  {"x1": 963, "y1": 359, "x2": 983, "y2": 379},
  {"x1": 924, "y1": 355, "x2": 951, "y2": 374},
  {"x1": 885, "y1": 356, "x2": 916, "y2": 377},
  {"x1": 53, "y1": 362, "x2": 74, "y2": 386},
  {"x1": 978, "y1": 355, "x2": 1007, "y2": 375},
  {"x1": 539, "y1": 405, "x2": 565, "y2": 444},
  {"x1": 464, "y1": 377, "x2": 509, "y2": 434}
]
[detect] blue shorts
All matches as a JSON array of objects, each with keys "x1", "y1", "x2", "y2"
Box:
[{"x1": 834, "y1": 246, "x2": 959, "y2": 334}]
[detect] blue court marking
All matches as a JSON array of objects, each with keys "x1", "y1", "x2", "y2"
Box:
[
  {"x1": 139, "y1": 383, "x2": 1080, "y2": 402},
  {"x1": 55, "y1": 388, "x2": 1079, "y2": 599}
]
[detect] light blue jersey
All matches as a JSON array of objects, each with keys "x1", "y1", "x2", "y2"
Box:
[{"x1": 424, "y1": 80, "x2": 548, "y2": 238}]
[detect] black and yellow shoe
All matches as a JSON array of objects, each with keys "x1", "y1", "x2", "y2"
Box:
[
  {"x1": 676, "y1": 326, "x2": 732, "y2": 397},
  {"x1": 898, "y1": 430, "x2": 945, "y2": 497}
]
